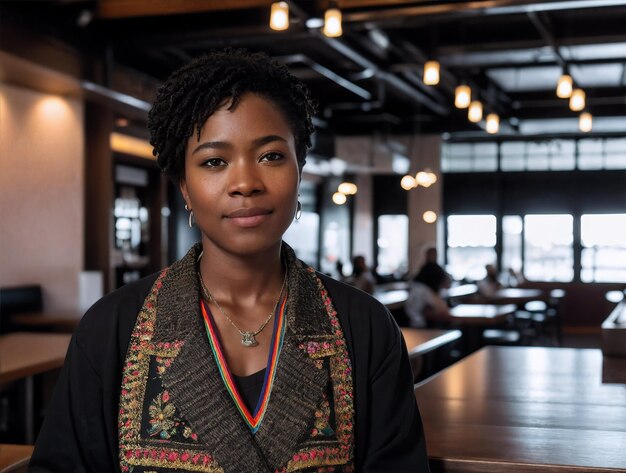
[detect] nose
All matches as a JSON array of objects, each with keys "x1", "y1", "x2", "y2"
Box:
[{"x1": 227, "y1": 159, "x2": 265, "y2": 197}]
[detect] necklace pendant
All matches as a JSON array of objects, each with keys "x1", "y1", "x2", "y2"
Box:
[{"x1": 241, "y1": 332, "x2": 259, "y2": 347}]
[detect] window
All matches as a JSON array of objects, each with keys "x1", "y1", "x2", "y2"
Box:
[
  {"x1": 524, "y1": 214, "x2": 574, "y2": 282},
  {"x1": 446, "y1": 215, "x2": 497, "y2": 281},
  {"x1": 377, "y1": 215, "x2": 408, "y2": 276},
  {"x1": 441, "y1": 142, "x2": 497, "y2": 173},
  {"x1": 581, "y1": 214, "x2": 626, "y2": 282},
  {"x1": 283, "y1": 211, "x2": 320, "y2": 269},
  {"x1": 502, "y1": 215, "x2": 522, "y2": 273}
]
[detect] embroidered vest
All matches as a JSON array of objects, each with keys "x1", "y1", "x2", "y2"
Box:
[{"x1": 118, "y1": 244, "x2": 355, "y2": 472}]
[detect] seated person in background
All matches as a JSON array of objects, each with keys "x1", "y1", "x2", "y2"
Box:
[
  {"x1": 478, "y1": 263, "x2": 503, "y2": 297},
  {"x1": 347, "y1": 255, "x2": 376, "y2": 294},
  {"x1": 405, "y1": 248, "x2": 452, "y2": 327}
]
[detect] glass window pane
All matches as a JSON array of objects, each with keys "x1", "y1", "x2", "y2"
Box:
[
  {"x1": 377, "y1": 215, "x2": 409, "y2": 276},
  {"x1": 581, "y1": 214, "x2": 626, "y2": 282},
  {"x1": 283, "y1": 212, "x2": 320, "y2": 268},
  {"x1": 502, "y1": 215, "x2": 523, "y2": 273},
  {"x1": 473, "y1": 143, "x2": 498, "y2": 171},
  {"x1": 549, "y1": 139, "x2": 575, "y2": 170},
  {"x1": 501, "y1": 141, "x2": 526, "y2": 171},
  {"x1": 446, "y1": 215, "x2": 497, "y2": 281},
  {"x1": 578, "y1": 138, "x2": 603, "y2": 170},
  {"x1": 524, "y1": 214, "x2": 574, "y2": 282}
]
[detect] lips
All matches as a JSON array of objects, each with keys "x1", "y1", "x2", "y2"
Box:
[{"x1": 225, "y1": 207, "x2": 272, "y2": 227}]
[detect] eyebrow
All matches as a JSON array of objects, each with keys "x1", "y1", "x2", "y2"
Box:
[{"x1": 191, "y1": 135, "x2": 288, "y2": 155}]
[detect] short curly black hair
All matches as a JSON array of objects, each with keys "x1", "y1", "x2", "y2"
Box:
[{"x1": 148, "y1": 48, "x2": 317, "y2": 181}]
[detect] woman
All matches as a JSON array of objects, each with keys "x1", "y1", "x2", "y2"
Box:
[
  {"x1": 405, "y1": 248, "x2": 451, "y2": 328},
  {"x1": 30, "y1": 50, "x2": 429, "y2": 472},
  {"x1": 347, "y1": 255, "x2": 376, "y2": 294}
]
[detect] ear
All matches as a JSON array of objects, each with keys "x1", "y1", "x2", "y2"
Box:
[{"x1": 179, "y1": 178, "x2": 190, "y2": 207}]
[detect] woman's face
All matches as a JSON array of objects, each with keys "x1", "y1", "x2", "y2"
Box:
[{"x1": 180, "y1": 93, "x2": 300, "y2": 257}]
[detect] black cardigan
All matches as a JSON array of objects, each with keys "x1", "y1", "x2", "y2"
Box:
[{"x1": 30, "y1": 270, "x2": 429, "y2": 472}]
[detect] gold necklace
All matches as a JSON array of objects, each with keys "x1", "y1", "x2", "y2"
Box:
[{"x1": 197, "y1": 269, "x2": 287, "y2": 348}]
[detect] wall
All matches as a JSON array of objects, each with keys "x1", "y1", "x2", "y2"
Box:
[
  {"x1": 407, "y1": 135, "x2": 443, "y2": 273},
  {"x1": 335, "y1": 134, "x2": 442, "y2": 274},
  {"x1": 0, "y1": 83, "x2": 84, "y2": 312}
]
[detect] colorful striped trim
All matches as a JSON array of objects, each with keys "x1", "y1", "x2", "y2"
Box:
[{"x1": 200, "y1": 292, "x2": 287, "y2": 434}]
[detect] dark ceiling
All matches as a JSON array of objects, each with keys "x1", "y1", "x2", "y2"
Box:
[{"x1": 2, "y1": 0, "x2": 626, "y2": 137}]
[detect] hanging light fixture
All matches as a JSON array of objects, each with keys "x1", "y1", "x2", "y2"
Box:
[
  {"x1": 486, "y1": 113, "x2": 500, "y2": 134},
  {"x1": 423, "y1": 61, "x2": 440, "y2": 86},
  {"x1": 570, "y1": 89, "x2": 585, "y2": 111},
  {"x1": 332, "y1": 192, "x2": 347, "y2": 205},
  {"x1": 323, "y1": 5, "x2": 342, "y2": 37},
  {"x1": 270, "y1": 2, "x2": 289, "y2": 31},
  {"x1": 556, "y1": 73, "x2": 573, "y2": 98},
  {"x1": 468, "y1": 100, "x2": 483, "y2": 123},
  {"x1": 337, "y1": 182, "x2": 357, "y2": 195},
  {"x1": 579, "y1": 112, "x2": 593, "y2": 133},
  {"x1": 426, "y1": 171, "x2": 437, "y2": 185},
  {"x1": 415, "y1": 171, "x2": 434, "y2": 188},
  {"x1": 401, "y1": 175, "x2": 417, "y2": 190},
  {"x1": 454, "y1": 85, "x2": 471, "y2": 109},
  {"x1": 423, "y1": 211, "x2": 438, "y2": 224}
]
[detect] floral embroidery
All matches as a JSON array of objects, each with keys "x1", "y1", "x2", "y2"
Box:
[
  {"x1": 284, "y1": 269, "x2": 355, "y2": 472},
  {"x1": 118, "y1": 269, "x2": 222, "y2": 473},
  {"x1": 311, "y1": 394, "x2": 334, "y2": 438},
  {"x1": 147, "y1": 390, "x2": 199, "y2": 441}
]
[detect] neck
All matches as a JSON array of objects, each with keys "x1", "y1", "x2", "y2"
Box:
[{"x1": 198, "y1": 239, "x2": 285, "y2": 305}]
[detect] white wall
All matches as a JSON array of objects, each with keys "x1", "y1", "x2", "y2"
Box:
[{"x1": 0, "y1": 83, "x2": 84, "y2": 312}]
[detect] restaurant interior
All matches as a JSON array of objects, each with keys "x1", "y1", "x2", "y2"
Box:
[{"x1": 1, "y1": 0, "x2": 625, "y2": 471}]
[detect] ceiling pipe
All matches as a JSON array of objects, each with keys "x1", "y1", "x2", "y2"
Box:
[{"x1": 277, "y1": 54, "x2": 372, "y2": 100}]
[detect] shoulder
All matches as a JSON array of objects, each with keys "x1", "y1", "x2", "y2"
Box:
[
  {"x1": 73, "y1": 272, "x2": 160, "y2": 362},
  {"x1": 316, "y1": 272, "x2": 400, "y2": 352}
]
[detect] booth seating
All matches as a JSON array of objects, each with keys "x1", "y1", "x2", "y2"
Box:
[{"x1": 0, "y1": 286, "x2": 42, "y2": 334}]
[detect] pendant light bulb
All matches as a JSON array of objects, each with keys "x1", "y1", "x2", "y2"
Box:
[
  {"x1": 401, "y1": 175, "x2": 417, "y2": 190},
  {"x1": 423, "y1": 211, "x2": 438, "y2": 224},
  {"x1": 270, "y1": 2, "x2": 289, "y2": 31},
  {"x1": 468, "y1": 100, "x2": 483, "y2": 123},
  {"x1": 455, "y1": 85, "x2": 471, "y2": 109},
  {"x1": 570, "y1": 89, "x2": 585, "y2": 112},
  {"x1": 579, "y1": 112, "x2": 593, "y2": 133},
  {"x1": 337, "y1": 182, "x2": 357, "y2": 195},
  {"x1": 556, "y1": 74, "x2": 573, "y2": 98},
  {"x1": 332, "y1": 192, "x2": 347, "y2": 205},
  {"x1": 423, "y1": 61, "x2": 440, "y2": 86},
  {"x1": 486, "y1": 113, "x2": 500, "y2": 134},
  {"x1": 323, "y1": 8, "x2": 342, "y2": 37}
]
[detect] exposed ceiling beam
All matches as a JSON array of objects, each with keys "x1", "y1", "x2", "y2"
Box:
[
  {"x1": 526, "y1": 11, "x2": 566, "y2": 69},
  {"x1": 97, "y1": 0, "x2": 270, "y2": 19},
  {"x1": 277, "y1": 54, "x2": 372, "y2": 100},
  {"x1": 342, "y1": 0, "x2": 626, "y2": 23}
]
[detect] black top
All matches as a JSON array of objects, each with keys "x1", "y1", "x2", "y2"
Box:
[
  {"x1": 30, "y1": 270, "x2": 430, "y2": 472},
  {"x1": 232, "y1": 369, "x2": 266, "y2": 413}
]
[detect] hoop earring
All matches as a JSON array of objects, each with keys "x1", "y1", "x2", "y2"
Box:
[
  {"x1": 295, "y1": 201, "x2": 302, "y2": 220},
  {"x1": 185, "y1": 204, "x2": 194, "y2": 228}
]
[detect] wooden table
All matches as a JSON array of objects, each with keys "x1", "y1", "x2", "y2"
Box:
[
  {"x1": 415, "y1": 346, "x2": 626, "y2": 472},
  {"x1": 0, "y1": 444, "x2": 33, "y2": 472},
  {"x1": 402, "y1": 329, "x2": 463, "y2": 382},
  {"x1": 373, "y1": 288, "x2": 408, "y2": 312},
  {"x1": 442, "y1": 284, "x2": 478, "y2": 300},
  {"x1": 450, "y1": 303, "x2": 517, "y2": 325},
  {"x1": 401, "y1": 328, "x2": 462, "y2": 357},
  {"x1": 486, "y1": 288, "x2": 544, "y2": 305},
  {"x1": 0, "y1": 333, "x2": 71, "y2": 443},
  {"x1": 10, "y1": 311, "x2": 80, "y2": 333}
]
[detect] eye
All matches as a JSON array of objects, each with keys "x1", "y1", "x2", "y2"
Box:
[
  {"x1": 202, "y1": 157, "x2": 226, "y2": 168},
  {"x1": 260, "y1": 152, "x2": 284, "y2": 163}
]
